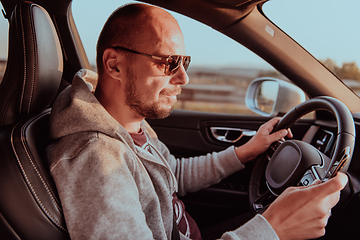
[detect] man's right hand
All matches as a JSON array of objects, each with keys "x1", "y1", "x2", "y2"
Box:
[{"x1": 262, "y1": 172, "x2": 348, "y2": 240}]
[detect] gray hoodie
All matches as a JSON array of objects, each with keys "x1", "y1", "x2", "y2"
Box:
[{"x1": 47, "y1": 69, "x2": 279, "y2": 240}]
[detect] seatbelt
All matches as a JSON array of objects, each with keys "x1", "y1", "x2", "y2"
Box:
[{"x1": 172, "y1": 213, "x2": 180, "y2": 240}]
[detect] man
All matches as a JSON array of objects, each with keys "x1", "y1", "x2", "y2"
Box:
[{"x1": 47, "y1": 3, "x2": 347, "y2": 240}]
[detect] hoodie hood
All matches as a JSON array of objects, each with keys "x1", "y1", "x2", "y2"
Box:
[{"x1": 49, "y1": 69, "x2": 128, "y2": 142}]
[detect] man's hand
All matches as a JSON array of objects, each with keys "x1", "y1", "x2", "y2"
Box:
[
  {"x1": 263, "y1": 172, "x2": 348, "y2": 240},
  {"x1": 235, "y1": 117, "x2": 292, "y2": 164}
]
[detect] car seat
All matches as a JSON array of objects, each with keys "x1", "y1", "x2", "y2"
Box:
[{"x1": 0, "y1": 1, "x2": 70, "y2": 239}]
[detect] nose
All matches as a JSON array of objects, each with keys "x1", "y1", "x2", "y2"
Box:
[{"x1": 169, "y1": 64, "x2": 189, "y2": 86}]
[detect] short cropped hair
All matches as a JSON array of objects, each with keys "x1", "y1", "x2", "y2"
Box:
[{"x1": 96, "y1": 3, "x2": 152, "y2": 75}]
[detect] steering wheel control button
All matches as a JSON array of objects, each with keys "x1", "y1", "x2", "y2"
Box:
[{"x1": 299, "y1": 170, "x2": 316, "y2": 186}]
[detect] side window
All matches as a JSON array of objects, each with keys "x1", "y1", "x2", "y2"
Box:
[
  {"x1": 0, "y1": 12, "x2": 8, "y2": 83},
  {"x1": 72, "y1": 0, "x2": 286, "y2": 116},
  {"x1": 173, "y1": 23, "x2": 282, "y2": 115},
  {"x1": 166, "y1": 14, "x2": 287, "y2": 116}
]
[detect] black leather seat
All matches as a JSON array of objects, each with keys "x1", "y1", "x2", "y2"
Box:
[{"x1": 0, "y1": 2, "x2": 70, "y2": 239}]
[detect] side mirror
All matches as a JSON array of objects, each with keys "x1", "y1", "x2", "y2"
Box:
[{"x1": 245, "y1": 77, "x2": 306, "y2": 117}]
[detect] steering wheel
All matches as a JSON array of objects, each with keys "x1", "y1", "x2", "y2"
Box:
[{"x1": 249, "y1": 96, "x2": 356, "y2": 214}]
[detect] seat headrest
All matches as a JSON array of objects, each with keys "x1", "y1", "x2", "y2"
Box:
[{"x1": 0, "y1": 1, "x2": 63, "y2": 126}]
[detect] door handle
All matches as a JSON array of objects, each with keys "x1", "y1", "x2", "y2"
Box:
[{"x1": 210, "y1": 127, "x2": 256, "y2": 143}]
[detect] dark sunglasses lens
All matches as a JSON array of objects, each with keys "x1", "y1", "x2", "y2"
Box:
[
  {"x1": 166, "y1": 56, "x2": 191, "y2": 75},
  {"x1": 183, "y1": 56, "x2": 191, "y2": 71},
  {"x1": 166, "y1": 56, "x2": 181, "y2": 75}
]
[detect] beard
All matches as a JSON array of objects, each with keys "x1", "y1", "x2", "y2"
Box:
[{"x1": 124, "y1": 67, "x2": 180, "y2": 119}]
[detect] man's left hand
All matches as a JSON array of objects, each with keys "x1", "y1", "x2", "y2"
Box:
[{"x1": 235, "y1": 117, "x2": 292, "y2": 164}]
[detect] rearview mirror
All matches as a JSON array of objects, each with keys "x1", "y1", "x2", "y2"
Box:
[{"x1": 245, "y1": 77, "x2": 306, "y2": 117}]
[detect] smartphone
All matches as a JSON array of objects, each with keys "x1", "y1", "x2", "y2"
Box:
[{"x1": 329, "y1": 146, "x2": 351, "y2": 179}]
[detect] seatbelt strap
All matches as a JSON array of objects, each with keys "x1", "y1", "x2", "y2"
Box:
[{"x1": 172, "y1": 212, "x2": 180, "y2": 240}]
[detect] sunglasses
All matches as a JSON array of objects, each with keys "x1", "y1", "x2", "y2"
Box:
[{"x1": 111, "y1": 46, "x2": 191, "y2": 76}]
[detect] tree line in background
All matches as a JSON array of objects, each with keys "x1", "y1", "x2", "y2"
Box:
[
  {"x1": 321, "y1": 59, "x2": 360, "y2": 81},
  {"x1": 257, "y1": 59, "x2": 360, "y2": 82}
]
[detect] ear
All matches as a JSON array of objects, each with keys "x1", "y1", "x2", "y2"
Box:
[{"x1": 102, "y1": 48, "x2": 122, "y2": 80}]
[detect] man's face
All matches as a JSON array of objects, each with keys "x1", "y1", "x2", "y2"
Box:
[
  {"x1": 124, "y1": 65, "x2": 184, "y2": 119},
  {"x1": 125, "y1": 55, "x2": 188, "y2": 119},
  {"x1": 123, "y1": 21, "x2": 189, "y2": 119}
]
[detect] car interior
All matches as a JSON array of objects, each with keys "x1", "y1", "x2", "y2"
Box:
[{"x1": 0, "y1": 0, "x2": 360, "y2": 239}]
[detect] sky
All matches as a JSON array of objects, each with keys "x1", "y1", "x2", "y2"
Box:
[{"x1": 1, "y1": 0, "x2": 359, "y2": 69}]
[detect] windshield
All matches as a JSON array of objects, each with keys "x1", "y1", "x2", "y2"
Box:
[{"x1": 263, "y1": 0, "x2": 360, "y2": 95}]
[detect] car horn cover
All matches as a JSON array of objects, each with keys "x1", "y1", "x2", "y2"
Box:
[{"x1": 265, "y1": 140, "x2": 325, "y2": 195}]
